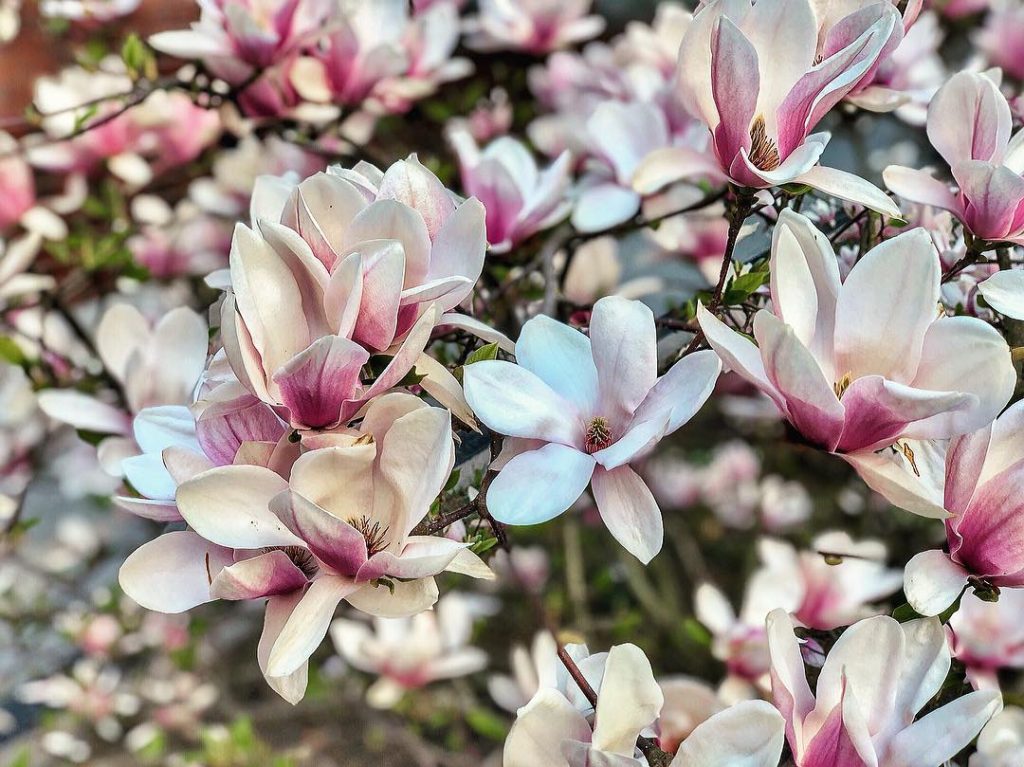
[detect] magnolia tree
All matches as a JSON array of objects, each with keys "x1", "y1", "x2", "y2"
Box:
[{"x1": 5, "y1": 0, "x2": 1024, "y2": 765}]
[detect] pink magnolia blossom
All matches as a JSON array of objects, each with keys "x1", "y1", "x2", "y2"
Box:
[
  {"x1": 449, "y1": 126, "x2": 572, "y2": 252},
  {"x1": 221, "y1": 157, "x2": 486, "y2": 430},
  {"x1": 463, "y1": 296, "x2": 722, "y2": 563},
  {"x1": 903, "y1": 400, "x2": 1024, "y2": 615},
  {"x1": 697, "y1": 210, "x2": 1014, "y2": 500},
  {"x1": 972, "y1": 706, "x2": 1024, "y2": 767},
  {"x1": 464, "y1": 0, "x2": 605, "y2": 55},
  {"x1": 38, "y1": 0, "x2": 140, "y2": 22},
  {"x1": 884, "y1": 71, "x2": 1024, "y2": 245},
  {"x1": 488, "y1": 631, "x2": 557, "y2": 714},
  {"x1": 331, "y1": 592, "x2": 488, "y2": 708},
  {"x1": 655, "y1": 677, "x2": 725, "y2": 755},
  {"x1": 976, "y1": 2, "x2": 1024, "y2": 81},
  {"x1": 768, "y1": 608, "x2": 1002, "y2": 767},
  {"x1": 635, "y1": 0, "x2": 902, "y2": 217},
  {"x1": 949, "y1": 589, "x2": 1024, "y2": 691}
]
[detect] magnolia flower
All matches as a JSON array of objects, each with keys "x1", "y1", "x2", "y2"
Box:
[
  {"x1": 904, "y1": 400, "x2": 1024, "y2": 616},
  {"x1": 464, "y1": 296, "x2": 722, "y2": 563},
  {"x1": 221, "y1": 157, "x2": 486, "y2": 430},
  {"x1": 976, "y1": 3, "x2": 1024, "y2": 82},
  {"x1": 697, "y1": 534, "x2": 901, "y2": 691},
  {"x1": 655, "y1": 677, "x2": 725, "y2": 754},
  {"x1": 464, "y1": 0, "x2": 605, "y2": 55},
  {"x1": 119, "y1": 396, "x2": 490, "y2": 703},
  {"x1": 331, "y1": 592, "x2": 488, "y2": 708},
  {"x1": 885, "y1": 71, "x2": 1024, "y2": 245},
  {"x1": 38, "y1": 0, "x2": 140, "y2": 21},
  {"x1": 697, "y1": 210, "x2": 1014, "y2": 516},
  {"x1": 448, "y1": 126, "x2": 572, "y2": 252},
  {"x1": 768, "y1": 609, "x2": 1002, "y2": 766},
  {"x1": 488, "y1": 631, "x2": 558, "y2": 713},
  {"x1": 949, "y1": 589, "x2": 1024, "y2": 691},
  {"x1": 0, "y1": 132, "x2": 67, "y2": 239},
  {"x1": 971, "y1": 706, "x2": 1024, "y2": 767},
  {"x1": 505, "y1": 643, "x2": 785, "y2": 767},
  {"x1": 634, "y1": 0, "x2": 902, "y2": 217}
]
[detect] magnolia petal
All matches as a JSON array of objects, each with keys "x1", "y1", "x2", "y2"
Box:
[
  {"x1": 978, "y1": 270, "x2": 1024, "y2": 320},
  {"x1": 413, "y1": 352, "x2": 479, "y2": 431},
  {"x1": 841, "y1": 442, "x2": 947, "y2": 518},
  {"x1": 903, "y1": 550, "x2": 969, "y2": 616},
  {"x1": 503, "y1": 688, "x2": 590, "y2": 767},
  {"x1": 210, "y1": 551, "x2": 308, "y2": 600},
  {"x1": 487, "y1": 443, "x2": 595, "y2": 526},
  {"x1": 591, "y1": 296, "x2": 657, "y2": 426},
  {"x1": 671, "y1": 700, "x2": 785, "y2": 767},
  {"x1": 592, "y1": 644, "x2": 663, "y2": 755},
  {"x1": 886, "y1": 689, "x2": 1002, "y2": 767},
  {"x1": 344, "y1": 576, "x2": 439, "y2": 618},
  {"x1": 258, "y1": 591, "x2": 308, "y2": 705},
  {"x1": 590, "y1": 464, "x2": 663, "y2": 564},
  {"x1": 37, "y1": 390, "x2": 130, "y2": 435},
  {"x1": 266, "y1": 575, "x2": 358, "y2": 678},
  {"x1": 794, "y1": 165, "x2": 902, "y2": 218},
  {"x1": 119, "y1": 531, "x2": 233, "y2": 613},
  {"x1": 882, "y1": 166, "x2": 958, "y2": 212},
  {"x1": 516, "y1": 313, "x2": 599, "y2": 414}
]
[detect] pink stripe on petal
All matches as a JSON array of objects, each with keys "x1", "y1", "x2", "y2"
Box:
[
  {"x1": 273, "y1": 335, "x2": 369, "y2": 430},
  {"x1": 210, "y1": 550, "x2": 309, "y2": 600}
]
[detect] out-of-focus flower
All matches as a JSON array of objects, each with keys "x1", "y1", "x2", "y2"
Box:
[
  {"x1": 885, "y1": 71, "x2": 1024, "y2": 245},
  {"x1": 129, "y1": 198, "x2": 232, "y2": 278},
  {"x1": 449, "y1": 126, "x2": 572, "y2": 252},
  {"x1": 464, "y1": 0, "x2": 605, "y2": 55},
  {"x1": 39, "y1": 0, "x2": 140, "y2": 22},
  {"x1": 221, "y1": 157, "x2": 487, "y2": 430},
  {"x1": 488, "y1": 630, "x2": 557, "y2": 713},
  {"x1": 451, "y1": 87, "x2": 513, "y2": 144},
  {"x1": 655, "y1": 676, "x2": 724, "y2": 754},
  {"x1": 863, "y1": 9, "x2": 946, "y2": 125},
  {"x1": 491, "y1": 545, "x2": 550, "y2": 592},
  {"x1": 976, "y1": 2, "x2": 1024, "y2": 81},
  {"x1": 950, "y1": 590, "x2": 1024, "y2": 690},
  {"x1": 768, "y1": 609, "x2": 1002, "y2": 766},
  {"x1": 562, "y1": 237, "x2": 664, "y2": 306},
  {"x1": 971, "y1": 706, "x2": 1024, "y2": 767},
  {"x1": 698, "y1": 210, "x2": 1014, "y2": 516},
  {"x1": 904, "y1": 400, "x2": 1024, "y2": 615},
  {"x1": 332, "y1": 592, "x2": 488, "y2": 708},
  {"x1": 464, "y1": 296, "x2": 722, "y2": 563}
]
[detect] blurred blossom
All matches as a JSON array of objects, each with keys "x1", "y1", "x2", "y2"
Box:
[
  {"x1": 971, "y1": 707, "x2": 1024, "y2": 767},
  {"x1": 950, "y1": 589, "x2": 1024, "y2": 690},
  {"x1": 655, "y1": 676, "x2": 724, "y2": 754},
  {"x1": 451, "y1": 87, "x2": 513, "y2": 144},
  {"x1": 976, "y1": 1, "x2": 1024, "y2": 80},
  {"x1": 464, "y1": 0, "x2": 605, "y2": 55},
  {"x1": 39, "y1": 0, "x2": 140, "y2": 22},
  {"x1": 488, "y1": 631, "x2": 557, "y2": 713},
  {"x1": 491, "y1": 545, "x2": 550, "y2": 592},
  {"x1": 331, "y1": 592, "x2": 489, "y2": 708}
]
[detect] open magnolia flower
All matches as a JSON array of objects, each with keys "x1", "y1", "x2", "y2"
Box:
[
  {"x1": 697, "y1": 210, "x2": 1014, "y2": 515},
  {"x1": 904, "y1": 400, "x2": 1024, "y2": 616},
  {"x1": 768, "y1": 609, "x2": 1002, "y2": 766},
  {"x1": 634, "y1": 0, "x2": 901, "y2": 217},
  {"x1": 464, "y1": 296, "x2": 722, "y2": 563},
  {"x1": 885, "y1": 71, "x2": 1024, "y2": 245},
  {"x1": 119, "y1": 395, "x2": 491, "y2": 704},
  {"x1": 221, "y1": 156, "x2": 487, "y2": 430},
  {"x1": 463, "y1": 0, "x2": 605, "y2": 55}
]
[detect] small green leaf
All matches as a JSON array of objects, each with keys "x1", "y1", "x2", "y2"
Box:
[
  {"x1": 0, "y1": 336, "x2": 26, "y2": 366},
  {"x1": 465, "y1": 342, "x2": 500, "y2": 365},
  {"x1": 466, "y1": 707, "x2": 508, "y2": 741}
]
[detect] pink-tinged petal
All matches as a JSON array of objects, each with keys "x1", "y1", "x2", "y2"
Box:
[
  {"x1": 258, "y1": 591, "x2": 308, "y2": 705},
  {"x1": 503, "y1": 688, "x2": 591, "y2": 767},
  {"x1": 982, "y1": 399, "x2": 1024, "y2": 486},
  {"x1": 282, "y1": 491, "x2": 368, "y2": 577},
  {"x1": 273, "y1": 335, "x2": 370, "y2": 430},
  {"x1": 696, "y1": 304, "x2": 784, "y2": 409},
  {"x1": 413, "y1": 353, "x2": 479, "y2": 432},
  {"x1": 428, "y1": 197, "x2": 487, "y2": 307},
  {"x1": 771, "y1": 210, "x2": 841, "y2": 374},
  {"x1": 378, "y1": 406, "x2": 455, "y2": 534},
  {"x1": 945, "y1": 422, "x2": 993, "y2": 516},
  {"x1": 631, "y1": 147, "x2": 727, "y2": 195},
  {"x1": 488, "y1": 443, "x2": 595, "y2": 526},
  {"x1": 344, "y1": 200, "x2": 432, "y2": 287},
  {"x1": 587, "y1": 101, "x2": 669, "y2": 185},
  {"x1": 753, "y1": 311, "x2": 844, "y2": 451},
  {"x1": 834, "y1": 227, "x2": 939, "y2": 383},
  {"x1": 903, "y1": 550, "x2": 969, "y2": 616},
  {"x1": 835, "y1": 376, "x2": 972, "y2": 453},
  {"x1": 112, "y1": 496, "x2": 183, "y2": 522},
  {"x1": 590, "y1": 464, "x2": 663, "y2": 564},
  {"x1": 464, "y1": 359, "x2": 583, "y2": 445},
  {"x1": 886, "y1": 689, "x2": 1001, "y2": 767},
  {"x1": 176, "y1": 465, "x2": 302, "y2": 549},
  {"x1": 516, "y1": 313, "x2": 599, "y2": 414},
  {"x1": 596, "y1": 350, "x2": 721, "y2": 470},
  {"x1": 360, "y1": 536, "x2": 468, "y2": 582},
  {"x1": 266, "y1": 575, "x2": 359, "y2": 677},
  {"x1": 37, "y1": 390, "x2": 130, "y2": 435},
  {"x1": 591, "y1": 644, "x2": 663, "y2": 755},
  {"x1": 94, "y1": 304, "x2": 148, "y2": 381},
  {"x1": 196, "y1": 394, "x2": 285, "y2": 467},
  {"x1": 672, "y1": 700, "x2": 785, "y2": 767},
  {"x1": 978, "y1": 270, "x2": 1024, "y2": 320},
  {"x1": 794, "y1": 165, "x2": 902, "y2": 219},
  {"x1": 741, "y1": 0, "x2": 817, "y2": 107},
  {"x1": 471, "y1": 160, "x2": 524, "y2": 246},
  {"x1": 882, "y1": 166, "x2": 958, "y2": 213},
  {"x1": 229, "y1": 223, "x2": 311, "y2": 379},
  {"x1": 955, "y1": 161, "x2": 1024, "y2": 241},
  {"x1": 210, "y1": 550, "x2": 309, "y2": 600},
  {"x1": 738, "y1": 133, "x2": 829, "y2": 188},
  {"x1": 351, "y1": 239, "x2": 405, "y2": 351},
  {"x1": 571, "y1": 183, "x2": 641, "y2": 234},
  {"x1": 377, "y1": 156, "x2": 457, "y2": 240},
  {"x1": 891, "y1": 618, "x2": 950, "y2": 724},
  {"x1": 907, "y1": 316, "x2": 1015, "y2": 439},
  {"x1": 841, "y1": 442, "x2": 947, "y2": 518},
  {"x1": 119, "y1": 531, "x2": 234, "y2": 613},
  {"x1": 765, "y1": 609, "x2": 815, "y2": 750},
  {"x1": 344, "y1": 576, "x2": 439, "y2": 618},
  {"x1": 287, "y1": 442, "x2": 377, "y2": 519},
  {"x1": 953, "y1": 459, "x2": 1024, "y2": 581},
  {"x1": 324, "y1": 251, "x2": 364, "y2": 338},
  {"x1": 399, "y1": 276, "x2": 474, "y2": 309},
  {"x1": 590, "y1": 296, "x2": 657, "y2": 425},
  {"x1": 798, "y1": 683, "x2": 868, "y2": 767},
  {"x1": 710, "y1": 17, "x2": 759, "y2": 171},
  {"x1": 927, "y1": 72, "x2": 1011, "y2": 167},
  {"x1": 673, "y1": 0, "x2": 727, "y2": 128},
  {"x1": 286, "y1": 172, "x2": 368, "y2": 269},
  {"x1": 220, "y1": 295, "x2": 272, "y2": 403}
]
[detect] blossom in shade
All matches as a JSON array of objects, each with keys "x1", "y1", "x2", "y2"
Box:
[
  {"x1": 767, "y1": 608, "x2": 1002, "y2": 766},
  {"x1": 884, "y1": 71, "x2": 1024, "y2": 245},
  {"x1": 464, "y1": 0, "x2": 605, "y2": 55},
  {"x1": 464, "y1": 296, "x2": 722, "y2": 563},
  {"x1": 696, "y1": 210, "x2": 1014, "y2": 517},
  {"x1": 949, "y1": 589, "x2": 1024, "y2": 691}
]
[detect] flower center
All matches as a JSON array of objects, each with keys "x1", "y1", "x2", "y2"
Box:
[
  {"x1": 833, "y1": 372, "x2": 853, "y2": 399},
  {"x1": 258, "y1": 546, "x2": 319, "y2": 579},
  {"x1": 584, "y1": 416, "x2": 613, "y2": 454},
  {"x1": 352, "y1": 515, "x2": 390, "y2": 557},
  {"x1": 748, "y1": 115, "x2": 781, "y2": 171}
]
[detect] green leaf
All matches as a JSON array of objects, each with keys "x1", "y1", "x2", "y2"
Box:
[
  {"x1": 723, "y1": 270, "x2": 770, "y2": 304},
  {"x1": 891, "y1": 602, "x2": 922, "y2": 623},
  {"x1": 466, "y1": 707, "x2": 508, "y2": 741},
  {"x1": 465, "y1": 342, "x2": 500, "y2": 365},
  {"x1": 121, "y1": 33, "x2": 156, "y2": 80},
  {"x1": 681, "y1": 618, "x2": 712, "y2": 646},
  {"x1": 0, "y1": 336, "x2": 26, "y2": 366}
]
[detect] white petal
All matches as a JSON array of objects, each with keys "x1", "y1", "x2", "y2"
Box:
[
  {"x1": 487, "y1": 444, "x2": 596, "y2": 526},
  {"x1": 978, "y1": 270, "x2": 1024, "y2": 320},
  {"x1": 119, "y1": 531, "x2": 233, "y2": 613},
  {"x1": 590, "y1": 465, "x2": 663, "y2": 564},
  {"x1": 903, "y1": 550, "x2": 968, "y2": 617}
]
